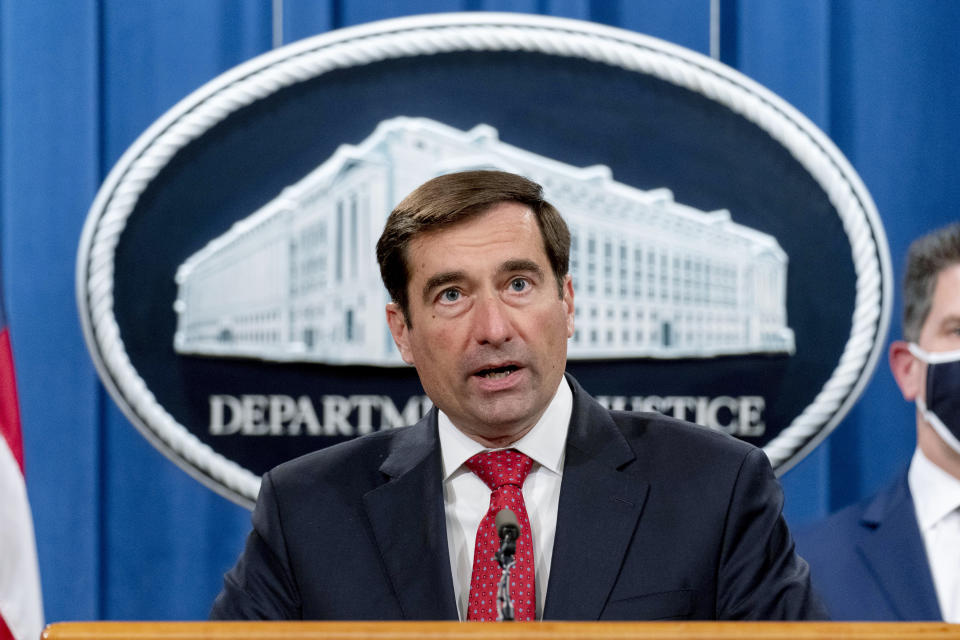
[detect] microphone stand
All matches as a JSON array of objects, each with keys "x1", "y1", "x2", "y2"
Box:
[{"x1": 494, "y1": 527, "x2": 518, "y2": 621}]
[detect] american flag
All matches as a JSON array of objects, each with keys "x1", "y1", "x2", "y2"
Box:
[{"x1": 0, "y1": 276, "x2": 44, "y2": 640}]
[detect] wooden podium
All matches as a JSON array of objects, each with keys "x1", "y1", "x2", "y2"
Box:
[{"x1": 41, "y1": 621, "x2": 960, "y2": 640}]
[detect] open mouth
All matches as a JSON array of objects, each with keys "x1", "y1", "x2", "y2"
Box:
[{"x1": 475, "y1": 364, "x2": 519, "y2": 380}]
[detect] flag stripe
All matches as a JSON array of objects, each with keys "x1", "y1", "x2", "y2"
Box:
[
  {"x1": 0, "y1": 328, "x2": 24, "y2": 473},
  {"x1": 0, "y1": 612, "x2": 14, "y2": 640},
  {"x1": 0, "y1": 435, "x2": 44, "y2": 640},
  {"x1": 0, "y1": 295, "x2": 44, "y2": 640}
]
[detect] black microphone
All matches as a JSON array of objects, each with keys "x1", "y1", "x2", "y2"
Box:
[
  {"x1": 495, "y1": 508, "x2": 520, "y2": 559},
  {"x1": 494, "y1": 509, "x2": 521, "y2": 621}
]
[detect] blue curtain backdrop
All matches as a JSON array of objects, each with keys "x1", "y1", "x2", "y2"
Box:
[{"x1": 1, "y1": 0, "x2": 958, "y2": 622}]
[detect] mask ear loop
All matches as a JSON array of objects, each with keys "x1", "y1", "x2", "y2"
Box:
[
  {"x1": 908, "y1": 342, "x2": 960, "y2": 364},
  {"x1": 908, "y1": 342, "x2": 929, "y2": 361},
  {"x1": 909, "y1": 343, "x2": 960, "y2": 456},
  {"x1": 917, "y1": 396, "x2": 960, "y2": 457}
]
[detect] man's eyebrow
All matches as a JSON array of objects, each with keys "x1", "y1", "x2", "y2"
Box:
[
  {"x1": 422, "y1": 270, "x2": 466, "y2": 302},
  {"x1": 937, "y1": 313, "x2": 960, "y2": 329},
  {"x1": 500, "y1": 259, "x2": 544, "y2": 279}
]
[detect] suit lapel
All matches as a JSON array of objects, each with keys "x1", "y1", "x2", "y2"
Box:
[
  {"x1": 544, "y1": 376, "x2": 649, "y2": 620},
  {"x1": 363, "y1": 411, "x2": 458, "y2": 620},
  {"x1": 856, "y1": 474, "x2": 941, "y2": 620}
]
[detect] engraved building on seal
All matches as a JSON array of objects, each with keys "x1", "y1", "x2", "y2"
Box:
[{"x1": 173, "y1": 116, "x2": 795, "y2": 365}]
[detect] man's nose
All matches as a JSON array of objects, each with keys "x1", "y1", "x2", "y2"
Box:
[{"x1": 472, "y1": 294, "x2": 514, "y2": 346}]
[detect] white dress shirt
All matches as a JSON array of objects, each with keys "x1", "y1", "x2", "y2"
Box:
[
  {"x1": 438, "y1": 378, "x2": 571, "y2": 621},
  {"x1": 908, "y1": 447, "x2": 960, "y2": 622}
]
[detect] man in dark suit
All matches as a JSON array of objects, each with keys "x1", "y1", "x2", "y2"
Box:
[
  {"x1": 795, "y1": 222, "x2": 960, "y2": 621},
  {"x1": 211, "y1": 170, "x2": 824, "y2": 621}
]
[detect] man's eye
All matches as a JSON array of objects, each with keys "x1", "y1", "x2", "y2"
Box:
[
  {"x1": 510, "y1": 278, "x2": 528, "y2": 292},
  {"x1": 440, "y1": 289, "x2": 461, "y2": 303}
]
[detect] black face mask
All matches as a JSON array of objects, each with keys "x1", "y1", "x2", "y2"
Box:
[{"x1": 910, "y1": 344, "x2": 960, "y2": 454}]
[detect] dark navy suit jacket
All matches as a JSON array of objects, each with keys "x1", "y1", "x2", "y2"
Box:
[
  {"x1": 794, "y1": 472, "x2": 941, "y2": 621},
  {"x1": 211, "y1": 375, "x2": 824, "y2": 620}
]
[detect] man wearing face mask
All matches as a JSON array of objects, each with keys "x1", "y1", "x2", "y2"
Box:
[{"x1": 796, "y1": 221, "x2": 960, "y2": 621}]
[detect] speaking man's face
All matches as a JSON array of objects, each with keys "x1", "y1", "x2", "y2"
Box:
[{"x1": 386, "y1": 201, "x2": 574, "y2": 445}]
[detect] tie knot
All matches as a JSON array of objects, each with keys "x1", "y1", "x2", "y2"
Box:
[{"x1": 465, "y1": 449, "x2": 534, "y2": 490}]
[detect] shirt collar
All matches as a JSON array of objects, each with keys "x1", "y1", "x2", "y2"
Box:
[
  {"x1": 438, "y1": 377, "x2": 572, "y2": 481},
  {"x1": 909, "y1": 447, "x2": 960, "y2": 530}
]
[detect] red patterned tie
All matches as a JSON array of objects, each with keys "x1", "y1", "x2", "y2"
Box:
[{"x1": 464, "y1": 449, "x2": 536, "y2": 621}]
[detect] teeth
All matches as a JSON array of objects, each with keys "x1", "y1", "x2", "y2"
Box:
[{"x1": 480, "y1": 366, "x2": 517, "y2": 379}]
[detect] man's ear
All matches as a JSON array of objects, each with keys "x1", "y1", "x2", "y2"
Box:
[
  {"x1": 386, "y1": 302, "x2": 415, "y2": 365},
  {"x1": 562, "y1": 274, "x2": 575, "y2": 338},
  {"x1": 889, "y1": 340, "x2": 923, "y2": 401}
]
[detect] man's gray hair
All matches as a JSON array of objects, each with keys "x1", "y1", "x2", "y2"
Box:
[{"x1": 902, "y1": 221, "x2": 960, "y2": 342}]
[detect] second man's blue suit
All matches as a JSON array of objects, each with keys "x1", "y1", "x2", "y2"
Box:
[
  {"x1": 211, "y1": 375, "x2": 825, "y2": 620},
  {"x1": 794, "y1": 473, "x2": 941, "y2": 621}
]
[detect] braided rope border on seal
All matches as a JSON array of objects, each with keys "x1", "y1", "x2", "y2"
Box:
[{"x1": 76, "y1": 13, "x2": 891, "y2": 506}]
